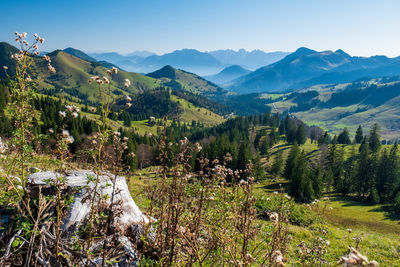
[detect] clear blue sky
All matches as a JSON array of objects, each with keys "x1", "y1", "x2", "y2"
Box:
[{"x1": 1, "y1": 0, "x2": 400, "y2": 56}]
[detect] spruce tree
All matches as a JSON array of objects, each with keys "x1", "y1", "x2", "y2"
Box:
[
  {"x1": 338, "y1": 128, "x2": 351, "y2": 144},
  {"x1": 271, "y1": 150, "x2": 283, "y2": 176},
  {"x1": 355, "y1": 125, "x2": 363, "y2": 144},
  {"x1": 296, "y1": 123, "x2": 306, "y2": 145},
  {"x1": 369, "y1": 123, "x2": 381, "y2": 152}
]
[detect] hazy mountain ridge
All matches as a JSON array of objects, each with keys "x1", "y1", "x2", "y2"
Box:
[
  {"x1": 209, "y1": 49, "x2": 289, "y2": 69},
  {"x1": 204, "y1": 65, "x2": 251, "y2": 85},
  {"x1": 88, "y1": 48, "x2": 289, "y2": 76},
  {"x1": 229, "y1": 47, "x2": 400, "y2": 94}
]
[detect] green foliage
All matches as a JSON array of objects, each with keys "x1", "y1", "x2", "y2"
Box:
[{"x1": 255, "y1": 196, "x2": 316, "y2": 226}]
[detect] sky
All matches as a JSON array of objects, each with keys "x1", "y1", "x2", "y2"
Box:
[{"x1": 1, "y1": 0, "x2": 400, "y2": 57}]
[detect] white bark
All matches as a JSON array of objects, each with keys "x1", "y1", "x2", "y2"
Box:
[{"x1": 28, "y1": 170, "x2": 149, "y2": 234}]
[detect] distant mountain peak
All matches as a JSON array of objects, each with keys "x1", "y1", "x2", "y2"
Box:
[
  {"x1": 63, "y1": 47, "x2": 97, "y2": 62},
  {"x1": 293, "y1": 47, "x2": 317, "y2": 55}
]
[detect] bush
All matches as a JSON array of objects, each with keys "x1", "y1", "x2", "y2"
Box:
[{"x1": 255, "y1": 195, "x2": 316, "y2": 227}]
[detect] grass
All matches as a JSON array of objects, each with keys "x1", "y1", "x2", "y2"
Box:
[
  {"x1": 253, "y1": 178, "x2": 400, "y2": 265},
  {"x1": 170, "y1": 95, "x2": 225, "y2": 126}
]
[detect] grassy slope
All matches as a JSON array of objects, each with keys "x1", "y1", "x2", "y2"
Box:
[
  {"x1": 37, "y1": 51, "x2": 161, "y2": 102},
  {"x1": 267, "y1": 82, "x2": 400, "y2": 140}
]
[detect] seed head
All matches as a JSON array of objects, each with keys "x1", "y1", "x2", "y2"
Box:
[
  {"x1": 72, "y1": 112, "x2": 79, "y2": 118},
  {"x1": 59, "y1": 111, "x2": 66, "y2": 118},
  {"x1": 112, "y1": 67, "x2": 118, "y2": 74},
  {"x1": 126, "y1": 102, "x2": 132, "y2": 108}
]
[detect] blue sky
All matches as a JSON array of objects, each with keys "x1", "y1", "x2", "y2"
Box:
[{"x1": 1, "y1": 0, "x2": 400, "y2": 56}]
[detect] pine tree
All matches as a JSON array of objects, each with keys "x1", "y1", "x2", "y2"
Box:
[
  {"x1": 338, "y1": 128, "x2": 351, "y2": 144},
  {"x1": 271, "y1": 150, "x2": 283, "y2": 176},
  {"x1": 296, "y1": 123, "x2": 306, "y2": 145},
  {"x1": 368, "y1": 123, "x2": 381, "y2": 152},
  {"x1": 355, "y1": 125, "x2": 363, "y2": 144}
]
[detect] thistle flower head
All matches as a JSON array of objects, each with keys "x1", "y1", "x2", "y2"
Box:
[
  {"x1": 106, "y1": 69, "x2": 112, "y2": 76},
  {"x1": 124, "y1": 78, "x2": 131, "y2": 88},
  {"x1": 59, "y1": 111, "x2": 66, "y2": 118},
  {"x1": 72, "y1": 112, "x2": 79, "y2": 118},
  {"x1": 269, "y1": 212, "x2": 279, "y2": 224},
  {"x1": 103, "y1": 76, "x2": 109, "y2": 84},
  {"x1": 112, "y1": 67, "x2": 118, "y2": 74}
]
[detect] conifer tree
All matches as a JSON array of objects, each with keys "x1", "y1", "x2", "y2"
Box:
[
  {"x1": 296, "y1": 123, "x2": 306, "y2": 145},
  {"x1": 369, "y1": 123, "x2": 381, "y2": 152},
  {"x1": 338, "y1": 128, "x2": 351, "y2": 144},
  {"x1": 355, "y1": 125, "x2": 363, "y2": 144}
]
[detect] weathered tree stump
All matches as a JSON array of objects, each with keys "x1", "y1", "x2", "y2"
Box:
[{"x1": 26, "y1": 170, "x2": 151, "y2": 266}]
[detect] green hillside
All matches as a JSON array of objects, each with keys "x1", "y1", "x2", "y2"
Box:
[
  {"x1": 266, "y1": 78, "x2": 400, "y2": 140},
  {"x1": 147, "y1": 65, "x2": 226, "y2": 97}
]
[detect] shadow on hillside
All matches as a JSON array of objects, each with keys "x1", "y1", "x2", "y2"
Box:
[
  {"x1": 304, "y1": 149, "x2": 319, "y2": 158},
  {"x1": 330, "y1": 195, "x2": 400, "y2": 223},
  {"x1": 262, "y1": 181, "x2": 290, "y2": 191}
]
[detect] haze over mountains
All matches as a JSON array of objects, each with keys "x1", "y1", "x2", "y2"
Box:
[{"x1": 88, "y1": 49, "x2": 289, "y2": 76}]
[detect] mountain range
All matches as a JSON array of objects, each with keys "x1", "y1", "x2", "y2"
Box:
[
  {"x1": 229, "y1": 47, "x2": 400, "y2": 93},
  {"x1": 88, "y1": 49, "x2": 289, "y2": 76}
]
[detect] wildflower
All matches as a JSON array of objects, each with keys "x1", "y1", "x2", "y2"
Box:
[
  {"x1": 25, "y1": 77, "x2": 32, "y2": 82},
  {"x1": 3, "y1": 66, "x2": 8, "y2": 70},
  {"x1": 147, "y1": 133, "x2": 152, "y2": 137},
  {"x1": 269, "y1": 212, "x2": 279, "y2": 225},
  {"x1": 284, "y1": 194, "x2": 291, "y2": 200},
  {"x1": 21, "y1": 32, "x2": 27, "y2": 38},
  {"x1": 123, "y1": 137, "x2": 129, "y2": 141},
  {"x1": 106, "y1": 69, "x2": 112, "y2": 76},
  {"x1": 324, "y1": 197, "x2": 329, "y2": 201},
  {"x1": 266, "y1": 197, "x2": 271, "y2": 201},
  {"x1": 126, "y1": 102, "x2": 132, "y2": 108},
  {"x1": 14, "y1": 31, "x2": 19, "y2": 36},
  {"x1": 90, "y1": 107, "x2": 96, "y2": 112},
  {"x1": 347, "y1": 229, "x2": 352, "y2": 234},
  {"x1": 194, "y1": 142, "x2": 202, "y2": 152},
  {"x1": 88, "y1": 79, "x2": 93, "y2": 84},
  {"x1": 48, "y1": 128, "x2": 54, "y2": 134},
  {"x1": 59, "y1": 111, "x2": 66, "y2": 118},
  {"x1": 65, "y1": 105, "x2": 73, "y2": 112},
  {"x1": 272, "y1": 250, "x2": 285, "y2": 266},
  {"x1": 326, "y1": 240, "x2": 330, "y2": 246},
  {"x1": 39, "y1": 38, "x2": 45, "y2": 44},
  {"x1": 113, "y1": 131, "x2": 121, "y2": 137},
  {"x1": 96, "y1": 79, "x2": 103, "y2": 85},
  {"x1": 337, "y1": 247, "x2": 378, "y2": 267},
  {"x1": 72, "y1": 112, "x2": 79, "y2": 118},
  {"x1": 125, "y1": 95, "x2": 132, "y2": 102},
  {"x1": 43, "y1": 55, "x2": 51, "y2": 62},
  {"x1": 91, "y1": 140, "x2": 97, "y2": 145},
  {"x1": 329, "y1": 207, "x2": 333, "y2": 210},
  {"x1": 273, "y1": 191, "x2": 278, "y2": 195},
  {"x1": 112, "y1": 66, "x2": 118, "y2": 74},
  {"x1": 34, "y1": 51, "x2": 39, "y2": 56},
  {"x1": 103, "y1": 76, "x2": 109, "y2": 84},
  {"x1": 124, "y1": 78, "x2": 131, "y2": 88},
  {"x1": 33, "y1": 44, "x2": 39, "y2": 50},
  {"x1": 62, "y1": 130, "x2": 70, "y2": 138},
  {"x1": 129, "y1": 152, "x2": 135, "y2": 158}
]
